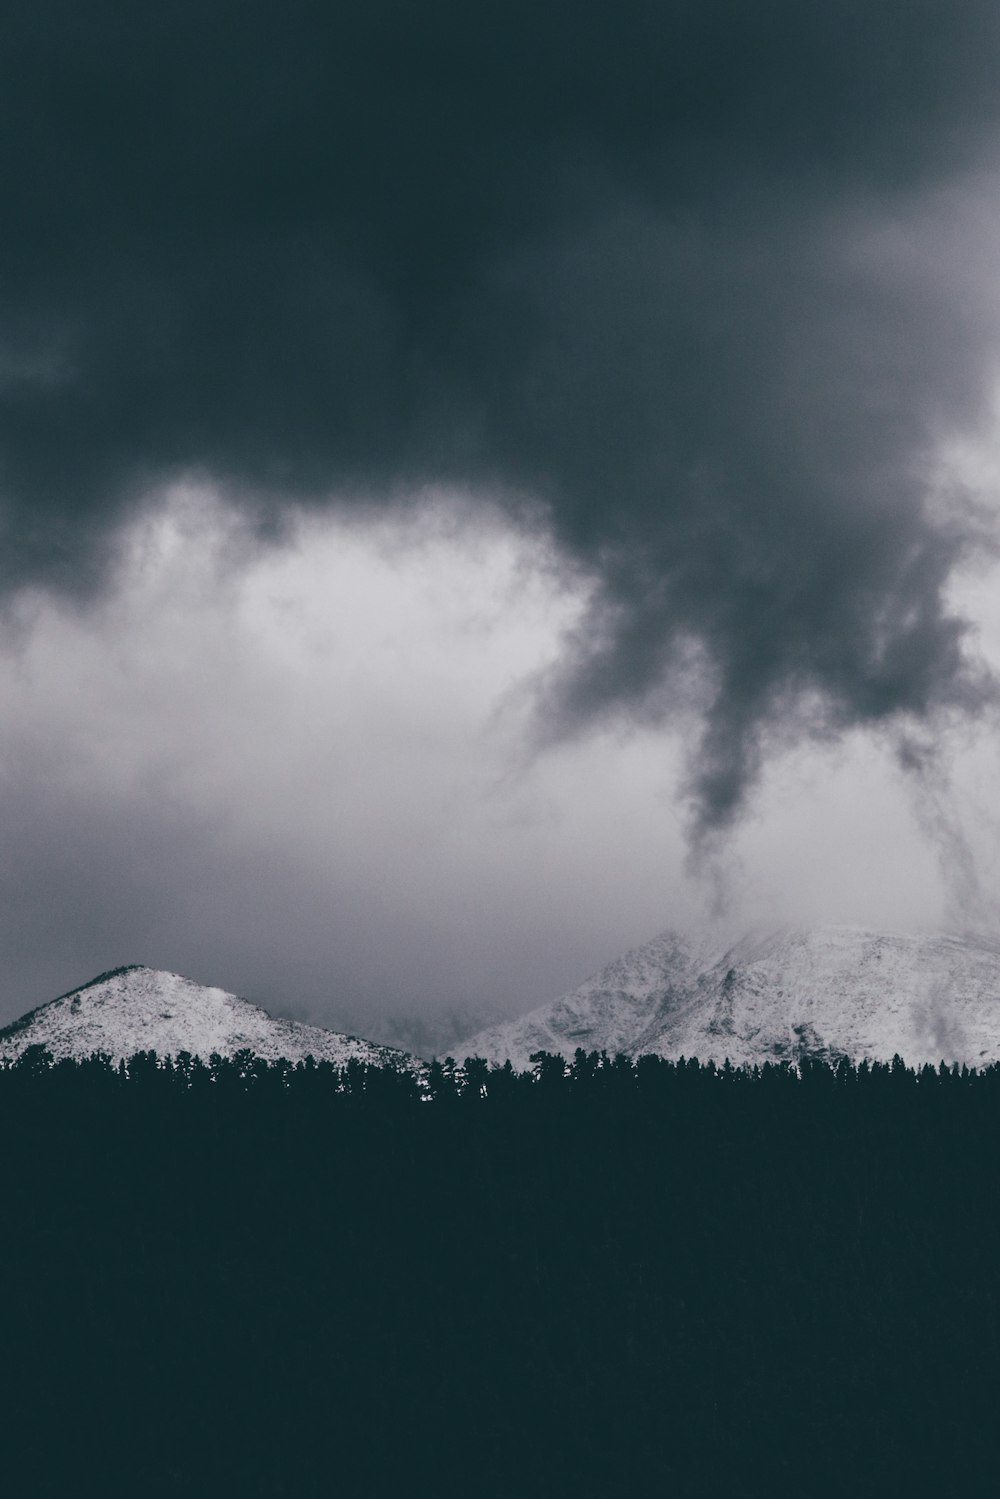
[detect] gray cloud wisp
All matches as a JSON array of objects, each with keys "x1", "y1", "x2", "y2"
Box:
[{"x1": 4, "y1": 1, "x2": 1000, "y2": 836}]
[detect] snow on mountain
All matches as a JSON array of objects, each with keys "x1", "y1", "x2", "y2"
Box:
[
  {"x1": 0, "y1": 964, "x2": 422, "y2": 1073},
  {"x1": 456, "y1": 926, "x2": 1000, "y2": 1070}
]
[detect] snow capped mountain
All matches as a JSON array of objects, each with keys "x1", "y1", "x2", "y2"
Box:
[
  {"x1": 0, "y1": 964, "x2": 422, "y2": 1072},
  {"x1": 457, "y1": 926, "x2": 1000, "y2": 1070}
]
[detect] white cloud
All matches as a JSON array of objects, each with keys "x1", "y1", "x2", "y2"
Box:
[{"x1": 1, "y1": 479, "x2": 998, "y2": 1030}]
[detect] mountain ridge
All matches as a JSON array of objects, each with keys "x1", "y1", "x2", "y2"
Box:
[
  {"x1": 456, "y1": 923, "x2": 1000, "y2": 1070},
  {"x1": 0, "y1": 964, "x2": 422, "y2": 1073}
]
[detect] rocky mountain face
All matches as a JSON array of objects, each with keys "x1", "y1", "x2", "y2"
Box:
[
  {"x1": 456, "y1": 926, "x2": 1000, "y2": 1070},
  {"x1": 0, "y1": 964, "x2": 422, "y2": 1073}
]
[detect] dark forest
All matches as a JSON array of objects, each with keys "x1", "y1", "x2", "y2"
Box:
[{"x1": 2, "y1": 1045, "x2": 998, "y2": 1496}]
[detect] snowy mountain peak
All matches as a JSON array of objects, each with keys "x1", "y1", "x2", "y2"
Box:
[
  {"x1": 457, "y1": 924, "x2": 1000, "y2": 1071},
  {"x1": 0, "y1": 965, "x2": 421, "y2": 1073}
]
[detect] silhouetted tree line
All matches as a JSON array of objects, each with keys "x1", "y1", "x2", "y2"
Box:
[{"x1": 2, "y1": 1044, "x2": 1000, "y2": 1496}]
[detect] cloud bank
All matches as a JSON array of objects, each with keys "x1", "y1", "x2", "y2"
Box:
[
  {"x1": 4, "y1": 0, "x2": 1000, "y2": 838},
  {"x1": 0, "y1": 495, "x2": 970, "y2": 1029}
]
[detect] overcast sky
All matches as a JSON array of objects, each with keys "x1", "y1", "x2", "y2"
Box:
[{"x1": 4, "y1": 2, "x2": 1000, "y2": 1032}]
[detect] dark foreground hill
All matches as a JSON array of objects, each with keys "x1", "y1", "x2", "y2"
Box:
[{"x1": 2, "y1": 1049, "x2": 1000, "y2": 1497}]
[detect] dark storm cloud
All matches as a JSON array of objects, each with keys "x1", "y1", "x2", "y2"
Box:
[{"x1": 4, "y1": 0, "x2": 1000, "y2": 831}]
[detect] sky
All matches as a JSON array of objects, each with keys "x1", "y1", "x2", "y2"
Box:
[{"x1": 4, "y1": 2, "x2": 1000, "y2": 1036}]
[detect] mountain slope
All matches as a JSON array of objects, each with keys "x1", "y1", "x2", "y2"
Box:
[
  {"x1": 458, "y1": 926, "x2": 1000, "y2": 1070},
  {"x1": 0, "y1": 964, "x2": 421, "y2": 1072}
]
